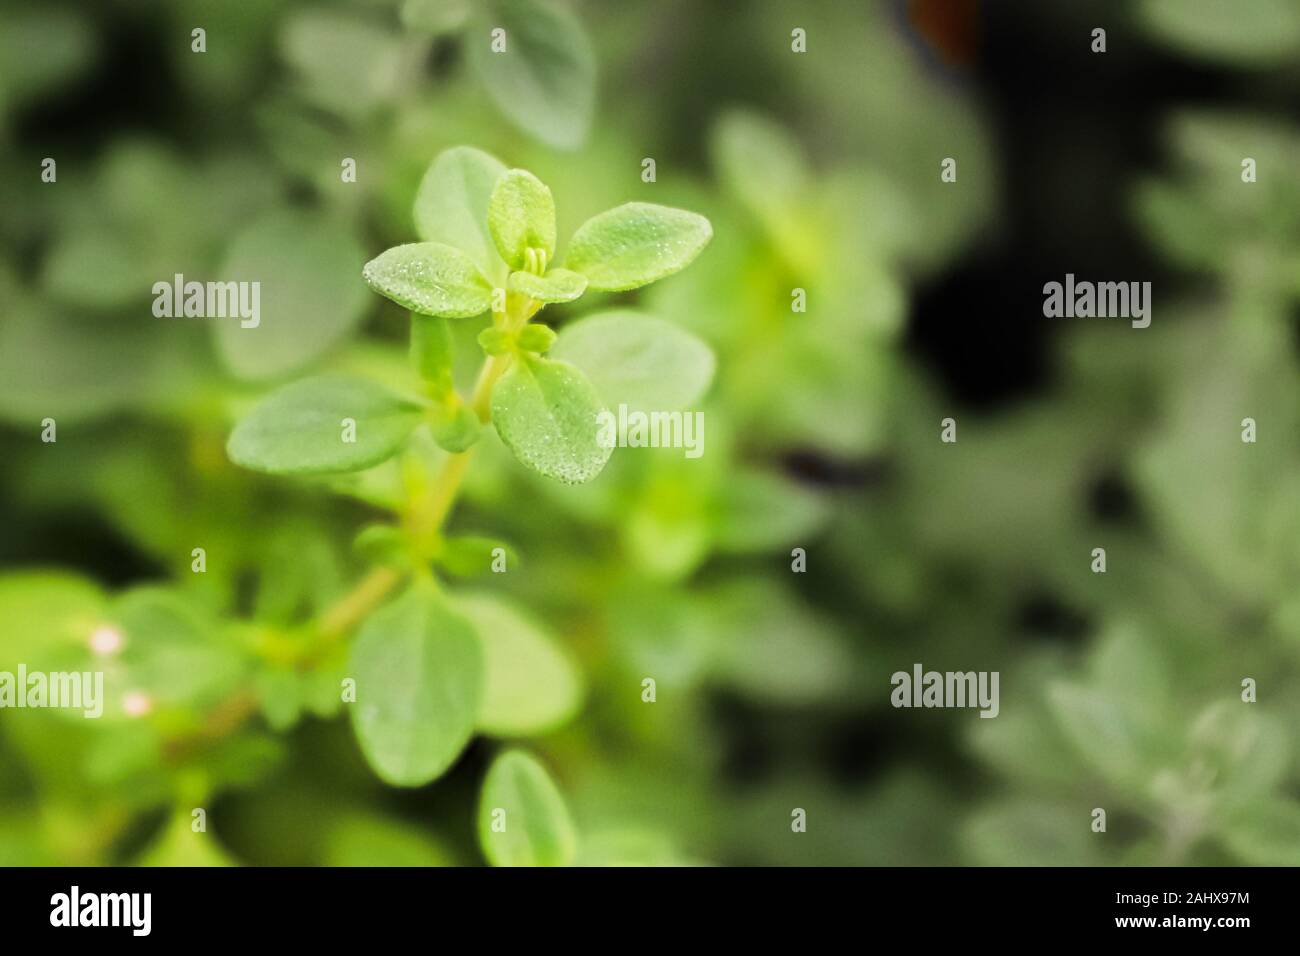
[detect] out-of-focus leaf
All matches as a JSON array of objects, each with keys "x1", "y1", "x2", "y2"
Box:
[
  {"x1": 477, "y1": 749, "x2": 576, "y2": 866},
  {"x1": 280, "y1": 9, "x2": 412, "y2": 118},
  {"x1": 551, "y1": 311, "x2": 715, "y2": 414},
  {"x1": 227, "y1": 376, "x2": 425, "y2": 476},
  {"x1": 1139, "y1": 0, "x2": 1300, "y2": 65},
  {"x1": 1219, "y1": 800, "x2": 1300, "y2": 865},
  {"x1": 467, "y1": 0, "x2": 596, "y2": 150},
  {"x1": 348, "y1": 585, "x2": 483, "y2": 787},
  {"x1": 711, "y1": 111, "x2": 810, "y2": 237},
  {"x1": 456, "y1": 593, "x2": 582, "y2": 736},
  {"x1": 215, "y1": 209, "x2": 371, "y2": 381}
]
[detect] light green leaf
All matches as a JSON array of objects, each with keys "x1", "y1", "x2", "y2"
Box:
[
  {"x1": 491, "y1": 356, "x2": 612, "y2": 483},
  {"x1": 564, "y1": 203, "x2": 712, "y2": 291},
  {"x1": 0, "y1": 572, "x2": 107, "y2": 673},
  {"x1": 711, "y1": 111, "x2": 810, "y2": 231},
  {"x1": 401, "y1": 0, "x2": 471, "y2": 36},
  {"x1": 363, "y1": 242, "x2": 493, "y2": 318},
  {"x1": 1046, "y1": 683, "x2": 1148, "y2": 789},
  {"x1": 1139, "y1": 0, "x2": 1300, "y2": 65},
  {"x1": 712, "y1": 469, "x2": 829, "y2": 553},
  {"x1": 280, "y1": 10, "x2": 408, "y2": 119},
  {"x1": 228, "y1": 376, "x2": 424, "y2": 475},
  {"x1": 457, "y1": 593, "x2": 582, "y2": 736},
  {"x1": 507, "y1": 268, "x2": 586, "y2": 303},
  {"x1": 477, "y1": 749, "x2": 576, "y2": 866},
  {"x1": 413, "y1": 146, "x2": 508, "y2": 284},
  {"x1": 1220, "y1": 800, "x2": 1300, "y2": 865},
  {"x1": 516, "y1": 324, "x2": 557, "y2": 353},
  {"x1": 410, "y1": 314, "x2": 456, "y2": 392},
  {"x1": 215, "y1": 209, "x2": 371, "y2": 381},
  {"x1": 105, "y1": 588, "x2": 248, "y2": 714},
  {"x1": 467, "y1": 0, "x2": 596, "y2": 150},
  {"x1": 489, "y1": 169, "x2": 557, "y2": 270},
  {"x1": 430, "y1": 401, "x2": 482, "y2": 453},
  {"x1": 348, "y1": 585, "x2": 484, "y2": 787},
  {"x1": 550, "y1": 310, "x2": 714, "y2": 411}
]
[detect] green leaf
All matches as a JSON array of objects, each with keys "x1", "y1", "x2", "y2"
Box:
[
  {"x1": 488, "y1": 169, "x2": 557, "y2": 270},
  {"x1": 215, "y1": 209, "x2": 371, "y2": 381},
  {"x1": 456, "y1": 593, "x2": 582, "y2": 736},
  {"x1": 108, "y1": 589, "x2": 248, "y2": 713},
  {"x1": 410, "y1": 315, "x2": 456, "y2": 392},
  {"x1": 353, "y1": 524, "x2": 412, "y2": 569},
  {"x1": 280, "y1": 10, "x2": 407, "y2": 119},
  {"x1": 363, "y1": 242, "x2": 494, "y2": 318},
  {"x1": 1220, "y1": 800, "x2": 1300, "y2": 865},
  {"x1": 490, "y1": 356, "x2": 612, "y2": 484},
  {"x1": 0, "y1": 572, "x2": 107, "y2": 673},
  {"x1": 712, "y1": 470, "x2": 829, "y2": 553},
  {"x1": 508, "y1": 268, "x2": 587, "y2": 303},
  {"x1": 711, "y1": 111, "x2": 810, "y2": 231},
  {"x1": 348, "y1": 585, "x2": 484, "y2": 787},
  {"x1": 430, "y1": 401, "x2": 481, "y2": 453},
  {"x1": 550, "y1": 310, "x2": 714, "y2": 411},
  {"x1": 413, "y1": 146, "x2": 508, "y2": 285},
  {"x1": 477, "y1": 749, "x2": 577, "y2": 866},
  {"x1": 228, "y1": 376, "x2": 424, "y2": 475},
  {"x1": 401, "y1": 0, "x2": 471, "y2": 36},
  {"x1": 516, "y1": 324, "x2": 557, "y2": 353},
  {"x1": 563, "y1": 203, "x2": 712, "y2": 291},
  {"x1": 467, "y1": 0, "x2": 596, "y2": 150},
  {"x1": 1139, "y1": 0, "x2": 1300, "y2": 65}
]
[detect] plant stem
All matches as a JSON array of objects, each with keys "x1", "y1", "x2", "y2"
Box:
[
  {"x1": 315, "y1": 350, "x2": 513, "y2": 643},
  {"x1": 317, "y1": 565, "x2": 402, "y2": 641}
]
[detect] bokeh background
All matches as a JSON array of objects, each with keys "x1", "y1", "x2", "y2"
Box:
[{"x1": 2, "y1": 0, "x2": 1299, "y2": 865}]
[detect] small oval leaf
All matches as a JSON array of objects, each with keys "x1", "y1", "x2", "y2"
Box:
[
  {"x1": 488, "y1": 169, "x2": 557, "y2": 270},
  {"x1": 467, "y1": 0, "x2": 596, "y2": 150},
  {"x1": 457, "y1": 593, "x2": 582, "y2": 736},
  {"x1": 508, "y1": 268, "x2": 587, "y2": 304},
  {"x1": 550, "y1": 310, "x2": 714, "y2": 411},
  {"x1": 228, "y1": 376, "x2": 424, "y2": 475},
  {"x1": 563, "y1": 203, "x2": 712, "y2": 291},
  {"x1": 348, "y1": 585, "x2": 484, "y2": 787},
  {"x1": 363, "y1": 242, "x2": 494, "y2": 318},
  {"x1": 490, "y1": 356, "x2": 612, "y2": 484},
  {"x1": 477, "y1": 749, "x2": 577, "y2": 866}
]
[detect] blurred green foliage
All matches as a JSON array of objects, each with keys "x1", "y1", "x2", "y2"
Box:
[{"x1": 0, "y1": 0, "x2": 1297, "y2": 867}]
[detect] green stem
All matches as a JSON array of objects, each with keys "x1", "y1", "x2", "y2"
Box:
[{"x1": 315, "y1": 348, "x2": 514, "y2": 642}]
